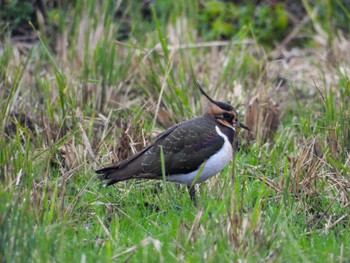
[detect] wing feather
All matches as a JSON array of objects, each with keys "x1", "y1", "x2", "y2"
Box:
[{"x1": 141, "y1": 117, "x2": 224, "y2": 176}]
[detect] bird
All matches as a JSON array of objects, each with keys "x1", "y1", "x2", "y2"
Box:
[{"x1": 96, "y1": 81, "x2": 249, "y2": 206}]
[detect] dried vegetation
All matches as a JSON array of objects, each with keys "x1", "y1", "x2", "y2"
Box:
[{"x1": 1, "y1": 1, "x2": 349, "y2": 261}]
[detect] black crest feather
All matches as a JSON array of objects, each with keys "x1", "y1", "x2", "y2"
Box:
[{"x1": 195, "y1": 80, "x2": 234, "y2": 111}]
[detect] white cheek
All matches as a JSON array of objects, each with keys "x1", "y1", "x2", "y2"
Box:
[{"x1": 218, "y1": 119, "x2": 235, "y2": 131}]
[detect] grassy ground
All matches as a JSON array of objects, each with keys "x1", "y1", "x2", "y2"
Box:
[{"x1": 1, "y1": 1, "x2": 349, "y2": 262}]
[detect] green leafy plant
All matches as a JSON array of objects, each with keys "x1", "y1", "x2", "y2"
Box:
[
  {"x1": 0, "y1": 0, "x2": 34, "y2": 32},
  {"x1": 198, "y1": 1, "x2": 289, "y2": 44}
]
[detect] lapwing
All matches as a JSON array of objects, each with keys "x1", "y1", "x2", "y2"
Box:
[{"x1": 96, "y1": 82, "x2": 248, "y2": 205}]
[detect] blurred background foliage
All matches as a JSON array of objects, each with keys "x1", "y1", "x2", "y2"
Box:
[{"x1": 1, "y1": 0, "x2": 350, "y2": 45}]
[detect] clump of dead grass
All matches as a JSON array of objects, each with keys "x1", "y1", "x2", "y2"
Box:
[
  {"x1": 290, "y1": 138, "x2": 348, "y2": 203},
  {"x1": 244, "y1": 94, "x2": 280, "y2": 144}
]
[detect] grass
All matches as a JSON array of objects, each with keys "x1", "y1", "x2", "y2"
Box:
[{"x1": 1, "y1": 0, "x2": 349, "y2": 262}]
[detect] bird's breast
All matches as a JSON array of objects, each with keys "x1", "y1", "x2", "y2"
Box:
[{"x1": 167, "y1": 125, "x2": 233, "y2": 185}]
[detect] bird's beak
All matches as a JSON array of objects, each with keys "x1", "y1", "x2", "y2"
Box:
[{"x1": 238, "y1": 122, "x2": 249, "y2": 130}]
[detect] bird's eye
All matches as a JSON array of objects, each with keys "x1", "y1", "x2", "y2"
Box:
[
  {"x1": 221, "y1": 113, "x2": 234, "y2": 123},
  {"x1": 223, "y1": 113, "x2": 231, "y2": 119}
]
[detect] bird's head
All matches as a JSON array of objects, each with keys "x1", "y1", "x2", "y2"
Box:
[{"x1": 196, "y1": 81, "x2": 249, "y2": 131}]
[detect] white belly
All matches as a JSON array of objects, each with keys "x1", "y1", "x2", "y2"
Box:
[{"x1": 167, "y1": 126, "x2": 233, "y2": 185}]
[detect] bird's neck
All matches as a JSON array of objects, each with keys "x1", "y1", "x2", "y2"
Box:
[
  {"x1": 217, "y1": 123, "x2": 235, "y2": 143},
  {"x1": 203, "y1": 113, "x2": 235, "y2": 143}
]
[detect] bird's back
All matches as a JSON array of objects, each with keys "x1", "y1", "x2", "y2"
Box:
[{"x1": 96, "y1": 115, "x2": 228, "y2": 185}]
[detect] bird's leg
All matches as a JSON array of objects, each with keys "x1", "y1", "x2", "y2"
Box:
[{"x1": 187, "y1": 185, "x2": 197, "y2": 207}]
